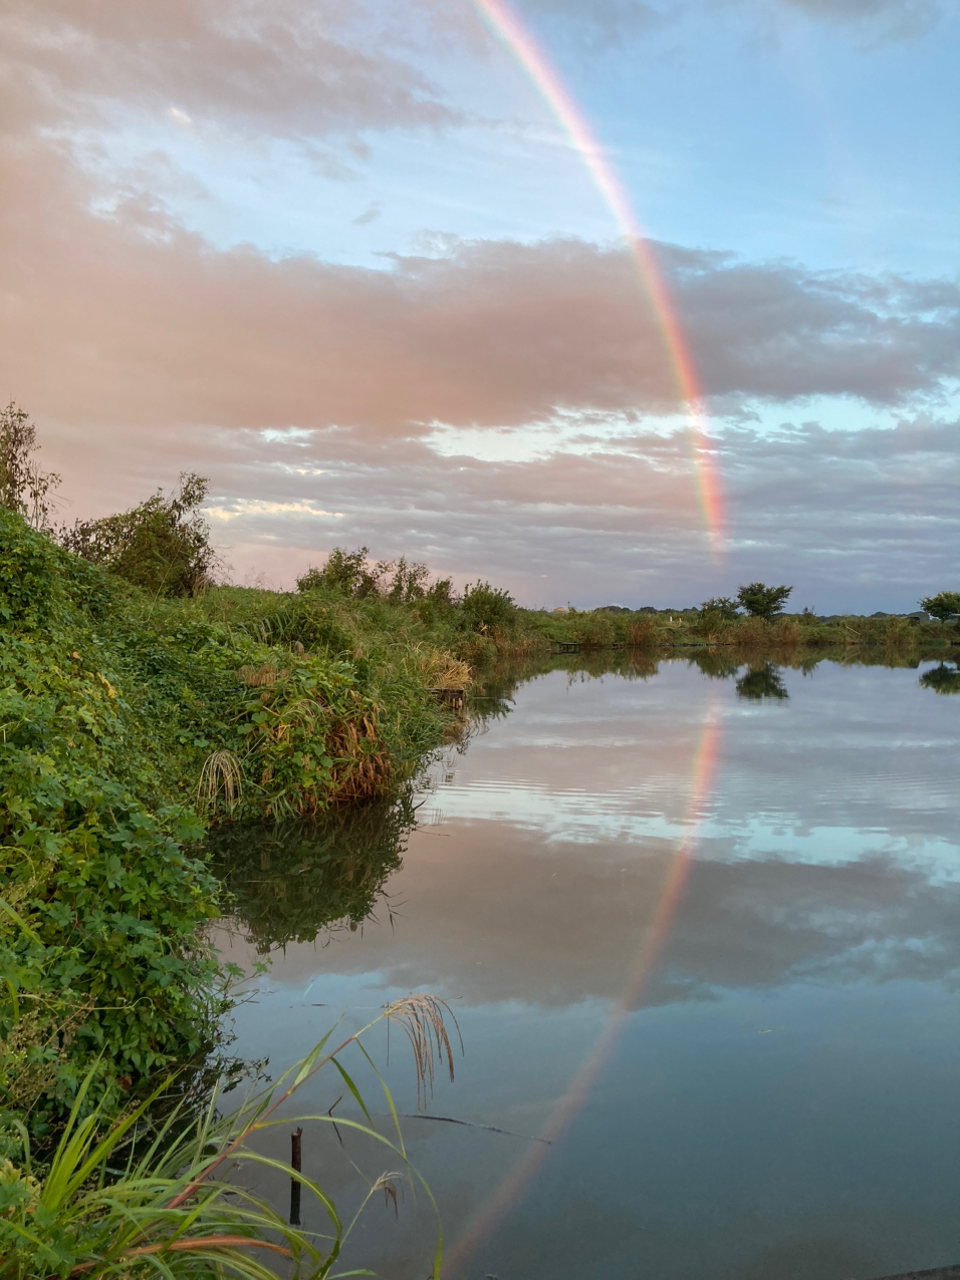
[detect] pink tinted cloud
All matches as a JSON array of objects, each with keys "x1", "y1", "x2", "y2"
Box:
[{"x1": 3, "y1": 136, "x2": 957, "y2": 445}]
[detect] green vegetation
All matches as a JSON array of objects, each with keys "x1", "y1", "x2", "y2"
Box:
[
  {"x1": 0, "y1": 402, "x2": 60, "y2": 532},
  {"x1": 516, "y1": 599, "x2": 957, "y2": 656},
  {"x1": 735, "y1": 581, "x2": 793, "y2": 619},
  {"x1": 0, "y1": 994, "x2": 457, "y2": 1280},
  {"x1": 0, "y1": 509, "x2": 482, "y2": 1155},
  {"x1": 58, "y1": 473, "x2": 221, "y2": 598},
  {"x1": 919, "y1": 590, "x2": 960, "y2": 620}
]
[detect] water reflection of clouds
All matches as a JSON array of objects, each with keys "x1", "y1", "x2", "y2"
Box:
[
  {"x1": 246, "y1": 821, "x2": 960, "y2": 1013},
  {"x1": 243, "y1": 661, "x2": 960, "y2": 1014},
  {"x1": 222, "y1": 659, "x2": 960, "y2": 1280}
]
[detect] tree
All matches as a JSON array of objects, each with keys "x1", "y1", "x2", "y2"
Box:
[
  {"x1": 699, "y1": 596, "x2": 741, "y2": 621},
  {"x1": 57, "y1": 473, "x2": 219, "y2": 597},
  {"x1": 919, "y1": 591, "x2": 960, "y2": 621},
  {"x1": 736, "y1": 582, "x2": 793, "y2": 620},
  {"x1": 0, "y1": 401, "x2": 60, "y2": 531},
  {"x1": 297, "y1": 547, "x2": 454, "y2": 607},
  {"x1": 298, "y1": 547, "x2": 385, "y2": 598}
]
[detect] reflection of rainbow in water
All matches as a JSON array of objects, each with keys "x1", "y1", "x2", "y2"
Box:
[
  {"x1": 442, "y1": 705, "x2": 723, "y2": 1275},
  {"x1": 471, "y1": 0, "x2": 725, "y2": 554}
]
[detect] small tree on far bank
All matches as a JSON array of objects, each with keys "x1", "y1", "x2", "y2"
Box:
[
  {"x1": 699, "y1": 596, "x2": 741, "y2": 621},
  {"x1": 297, "y1": 547, "x2": 456, "y2": 606},
  {"x1": 736, "y1": 582, "x2": 793, "y2": 620},
  {"x1": 0, "y1": 402, "x2": 60, "y2": 531},
  {"x1": 919, "y1": 591, "x2": 960, "y2": 620}
]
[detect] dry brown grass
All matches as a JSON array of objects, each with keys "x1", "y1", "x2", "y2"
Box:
[
  {"x1": 325, "y1": 699, "x2": 394, "y2": 804},
  {"x1": 729, "y1": 616, "x2": 772, "y2": 650},
  {"x1": 237, "y1": 663, "x2": 288, "y2": 687},
  {"x1": 770, "y1": 617, "x2": 801, "y2": 647},
  {"x1": 626, "y1": 618, "x2": 658, "y2": 647},
  {"x1": 385, "y1": 994, "x2": 463, "y2": 1110},
  {"x1": 421, "y1": 650, "x2": 472, "y2": 691},
  {"x1": 196, "y1": 749, "x2": 243, "y2": 814}
]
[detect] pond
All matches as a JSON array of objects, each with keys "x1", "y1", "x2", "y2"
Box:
[{"x1": 212, "y1": 652, "x2": 960, "y2": 1280}]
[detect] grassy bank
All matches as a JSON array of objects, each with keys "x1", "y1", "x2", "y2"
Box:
[
  {"x1": 515, "y1": 604, "x2": 959, "y2": 656},
  {"x1": 0, "y1": 514, "x2": 485, "y2": 1152}
]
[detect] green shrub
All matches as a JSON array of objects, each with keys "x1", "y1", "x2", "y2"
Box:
[
  {"x1": 459, "y1": 581, "x2": 517, "y2": 633},
  {"x1": 736, "y1": 582, "x2": 793, "y2": 619},
  {"x1": 57, "y1": 474, "x2": 219, "y2": 598},
  {"x1": 919, "y1": 591, "x2": 960, "y2": 621}
]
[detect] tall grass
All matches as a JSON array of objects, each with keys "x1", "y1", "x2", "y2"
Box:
[{"x1": 0, "y1": 995, "x2": 459, "y2": 1280}]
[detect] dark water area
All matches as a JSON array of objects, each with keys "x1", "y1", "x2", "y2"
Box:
[{"x1": 212, "y1": 652, "x2": 960, "y2": 1280}]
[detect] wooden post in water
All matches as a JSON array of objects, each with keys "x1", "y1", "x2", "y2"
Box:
[{"x1": 289, "y1": 1127, "x2": 303, "y2": 1226}]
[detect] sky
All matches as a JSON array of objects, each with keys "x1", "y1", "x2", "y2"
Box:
[{"x1": 2, "y1": 0, "x2": 958, "y2": 610}]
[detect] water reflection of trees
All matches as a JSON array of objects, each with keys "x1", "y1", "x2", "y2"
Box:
[
  {"x1": 735, "y1": 663, "x2": 789, "y2": 701},
  {"x1": 483, "y1": 646, "x2": 948, "y2": 693},
  {"x1": 919, "y1": 661, "x2": 960, "y2": 694},
  {"x1": 206, "y1": 792, "x2": 416, "y2": 952}
]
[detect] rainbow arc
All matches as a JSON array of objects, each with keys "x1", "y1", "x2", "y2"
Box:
[{"x1": 472, "y1": 0, "x2": 725, "y2": 552}]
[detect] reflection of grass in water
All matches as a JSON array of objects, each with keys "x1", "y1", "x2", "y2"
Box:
[
  {"x1": 206, "y1": 791, "x2": 416, "y2": 952},
  {"x1": 919, "y1": 662, "x2": 960, "y2": 695}
]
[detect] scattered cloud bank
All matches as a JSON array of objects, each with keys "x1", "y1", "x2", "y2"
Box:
[
  {"x1": 4, "y1": 162, "x2": 957, "y2": 435},
  {"x1": 2, "y1": 0, "x2": 957, "y2": 607}
]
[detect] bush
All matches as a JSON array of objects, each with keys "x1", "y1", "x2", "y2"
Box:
[
  {"x1": 736, "y1": 582, "x2": 793, "y2": 620},
  {"x1": 0, "y1": 401, "x2": 60, "y2": 531},
  {"x1": 699, "y1": 596, "x2": 740, "y2": 621},
  {"x1": 459, "y1": 581, "x2": 517, "y2": 633},
  {"x1": 919, "y1": 591, "x2": 960, "y2": 621},
  {"x1": 57, "y1": 473, "x2": 219, "y2": 598}
]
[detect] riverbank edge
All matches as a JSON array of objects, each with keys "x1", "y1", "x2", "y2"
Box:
[{"x1": 0, "y1": 513, "x2": 473, "y2": 1148}]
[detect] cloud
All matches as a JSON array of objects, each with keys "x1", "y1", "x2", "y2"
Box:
[
  {"x1": 351, "y1": 203, "x2": 382, "y2": 226},
  {"x1": 3, "y1": 0, "x2": 956, "y2": 608},
  {"x1": 0, "y1": 0, "x2": 461, "y2": 144},
  {"x1": 3, "y1": 141, "x2": 957, "y2": 442},
  {"x1": 780, "y1": 0, "x2": 942, "y2": 38}
]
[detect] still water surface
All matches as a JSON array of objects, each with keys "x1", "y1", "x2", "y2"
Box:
[{"x1": 215, "y1": 655, "x2": 960, "y2": 1279}]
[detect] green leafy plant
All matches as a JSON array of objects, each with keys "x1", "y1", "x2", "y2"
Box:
[
  {"x1": 0, "y1": 402, "x2": 60, "y2": 532},
  {"x1": 919, "y1": 591, "x2": 960, "y2": 621},
  {"x1": 0, "y1": 994, "x2": 459, "y2": 1280},
  {"x1": 698, "y1": 596, "x2": 741, "y2": 621},
  {"x1": 736, "y1": 582, "x2": 793, "y2": 620},
  {"x1": 58, "y1": 474, "x2": 220, "y2": 598},
  {"x1": 459, "y1": 581, "x2": 517, "y2": 634}
]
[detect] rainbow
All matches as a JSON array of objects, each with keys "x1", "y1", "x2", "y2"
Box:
[
  {"x1": 443, "y1": 704, "x2": 723, "y2": 1273},
  {"x1": 471, "y1": 0, "x2": 725, "y2": 552}
]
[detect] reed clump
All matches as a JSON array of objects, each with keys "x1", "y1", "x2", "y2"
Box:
[{"x1": 0, "y1": 998, "x2": 460, "y2": 1280}]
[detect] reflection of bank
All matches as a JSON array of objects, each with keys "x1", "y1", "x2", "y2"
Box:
[{"x1": 206, "y1": 793, "x2": 415, "y2": 951}]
